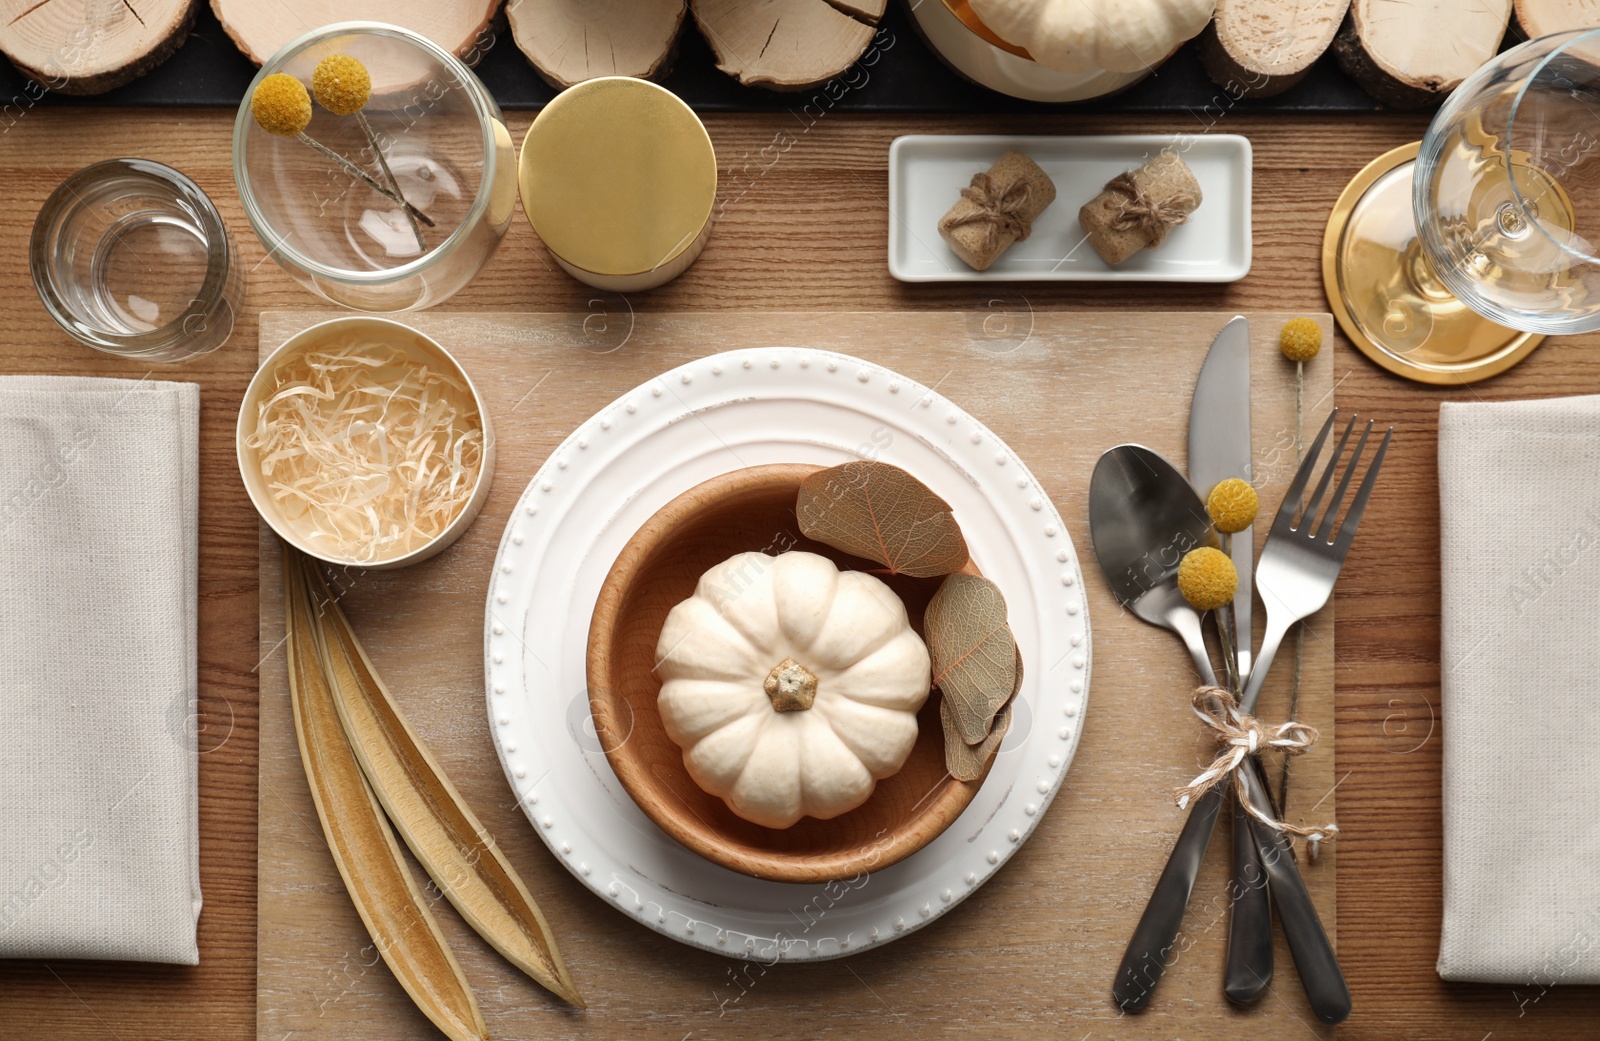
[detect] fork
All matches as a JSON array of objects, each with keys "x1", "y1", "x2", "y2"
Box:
[
  {"x1": 1113, "y1": 408, "x2": 1389, "y2": 1024},
  {"x1": 1240, "y1": 409, "x2": 1391, "y2": 715},
  {"x1": 1236, "y1": 408, "x2": 1389, "y2": 1024}
]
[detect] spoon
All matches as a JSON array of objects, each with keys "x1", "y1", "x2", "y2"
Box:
[
  {"x1": 1089, "y1": 444, "x2": 1273, "y2": 1010},
  {"x1": 1088, "y1": 444, "x2": 1218, "y2": 680}
]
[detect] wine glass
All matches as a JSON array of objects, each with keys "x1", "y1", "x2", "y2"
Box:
[{"x1": 1324, "y1": 30, "x2": 1600, "y2": 383}]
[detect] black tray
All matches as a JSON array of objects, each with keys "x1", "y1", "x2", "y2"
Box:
[{"x1": 0, "y1": 3, "x2": 1387, "y2": 115}]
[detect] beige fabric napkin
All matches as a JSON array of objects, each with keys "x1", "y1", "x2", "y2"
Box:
[
  {"x1": 1438, "y1": 395, "x2": 1600, "y2": 984},
  {"x1": 0, "y1": 376, "x2": 201, "y2": 965}
]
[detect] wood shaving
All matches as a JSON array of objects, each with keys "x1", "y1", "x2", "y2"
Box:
[{"x1": 246, "y1": 336, "x2": 484, "y2": 564}]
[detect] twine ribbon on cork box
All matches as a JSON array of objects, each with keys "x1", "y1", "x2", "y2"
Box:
[
  {"x1": 1080, "y1": 151, "x2": 1204, "y2": 266},
  {"x1": 1103, "y1": 168, "x2": 1199, "y2": 248},
  {"x1": 937, "y1": 150, "x2": 1056, "y2": 271},
  {"x1": 942, "y1": 173, "x2": 1035, "y2": 252}
]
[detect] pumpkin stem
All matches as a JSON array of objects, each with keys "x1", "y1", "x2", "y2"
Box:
[{"x1": 763, "y1": 657, "x2": 818, "y2": 712}]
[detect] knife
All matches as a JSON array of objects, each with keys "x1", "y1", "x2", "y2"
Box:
[
  {"x1": 1189, "y1": 314, "x2": 1253, "y2": 684},
  {"x1": 1188, "y1": 315, "x2": 1273, "y2": 1006}
]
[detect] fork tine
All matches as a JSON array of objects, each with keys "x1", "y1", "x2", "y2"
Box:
[
  {"x1": 1316, "y1": 419, "x2": 1374, "y2": 542},
  {"x1": 1333, "y1": 426, "x2": 1393, "y2": 558},
  {"x1": 1302, "y1": 413, "x2": 1358, "y2": 533},
  {"x1": 1277, "y1": 409, "x2": 1339, "y2": 528}
]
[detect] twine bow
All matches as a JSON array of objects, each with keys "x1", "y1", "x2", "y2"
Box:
[
  {"x1": 1176, "y1": 685, "x2": 1338, "y2": 858},
  {"x1": 941, "y1": 172, "x2": 1034, "y2": 255},
  {"x1": 1104, "y1": 170, "x2": 1197, "y2": 248}
]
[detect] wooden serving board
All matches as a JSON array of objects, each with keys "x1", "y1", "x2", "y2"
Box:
[{"x1": 257, "y1": 310, "x2": 1337, "y2": 1040}]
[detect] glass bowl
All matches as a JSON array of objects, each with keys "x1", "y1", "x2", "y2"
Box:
[
  {"x1": 232, "y1": 22, "x2": 517, "y2": 312},
  {"x1": 31, "y1": 158, "x2": 242, "y2": 361}
]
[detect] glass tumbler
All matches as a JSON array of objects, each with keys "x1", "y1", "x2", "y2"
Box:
[
  {"x1": 232, "y1": 22, "x2": 517, "y2": 312},
  {"x1": 30, "y1": 158, "x2": 242, "y2": 361}
]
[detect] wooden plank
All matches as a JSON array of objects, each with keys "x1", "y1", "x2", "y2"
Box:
[
  {"x1": 0, "y1": 104, "x2": 1597, "y2": 1040},
  {"x1": 256, "y1": 309, "x2": 1335, "y2": 1040}
]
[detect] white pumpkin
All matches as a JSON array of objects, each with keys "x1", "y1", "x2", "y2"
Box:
[
  {"x1": 654, "y1": 551, "x2": 932, "y2": 829},
  {"x1": 970, "y1": 0, "x2": 1215, "y2": 74}
]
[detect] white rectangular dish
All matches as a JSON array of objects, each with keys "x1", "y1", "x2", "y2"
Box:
[{"x1": 888, "y1": 134, "x2": 1253, "y2": 283}]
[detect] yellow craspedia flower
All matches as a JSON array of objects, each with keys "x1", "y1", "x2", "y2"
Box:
[
  {"x1": 1206, "y1": 478, "x2": 1259, "y2": 534},
  {"x1": 1178, "y1": 547, "x2": 1236, "y2": 613},
  {"x1": 312, "y1": 54, "x2": 371, "y2": 116},
  {"x1": 251, "y1": 73, "x2": 312, "y2": 136},
  {"x1": 1280, "y1": 317, "x2": 1322, "y2": 362}
]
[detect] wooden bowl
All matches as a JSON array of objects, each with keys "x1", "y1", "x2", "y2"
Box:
[{"x1": 586, "y1": 463, "x2": 988, "y2": 883}]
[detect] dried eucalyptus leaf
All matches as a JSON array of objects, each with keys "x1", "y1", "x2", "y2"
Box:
[
  {"x1": 926, "y1": 573, "x2": 1018, "y2": 744},
  {"x1": 795, "y1": 461, "x2": 969, "y2": 578},
  {"x1": 943, "y1": 699, "x2": 1012, "y2": 782},
  {"x1": 941, "y1": 643, "x2": 1022, "y2": 780}
]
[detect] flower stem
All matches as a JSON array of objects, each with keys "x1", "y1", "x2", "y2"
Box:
[
  {"x1": 1278, "y1": 360, "x2": 1307, "y2": 809},
  {"x1": 295, "y1": 131, "x2": 436, "y2": 228},
  {"x1": 1217, "y1": 532, "x2": 1240, "y2": 693},
  {"x1": 1216, "y1": 606, "x2": 1238, "y2": 695},
  {"x1": 355, "y1": 111, "x2": 426, "y2": 251}
]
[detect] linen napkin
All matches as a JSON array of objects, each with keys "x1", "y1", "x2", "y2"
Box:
[
  {"x1": 1438, "y1": 395, "x2": 1600, "y2": 984},
  {"x1": 0, "y1": 376, "x2": 201, "y2": 965}
]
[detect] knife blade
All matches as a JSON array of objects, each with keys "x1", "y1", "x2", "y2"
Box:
[
  {"x1": 1188, "y1": 315, "x2": 1253, "y2": 684},
  {"x1": 1187, "y1": 315, "x2": 1271, "y2": 1007}
]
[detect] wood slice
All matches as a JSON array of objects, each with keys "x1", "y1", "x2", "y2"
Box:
[
  {"x1": 1515, "y1": 0, "x2": 1600, "y2": 36},
  {"x1": 211, "y1": 0, "x2": 502, "y2": 65},
  {"x1": 1334, "y1": 0, "x2": 1512, "y2": 109},
  {"x1": 1199, "y1": 0, "x2": 1350, "y2": 99},
  {"x1": 824, "y1": 0, "x2": 887, "y2": 23},
  {"x1": 507, "y1": 0, "x2": 686, "y2": 88},
  {"x1": 691, "y1": 0, "x2": 879, "y2": 91},
  {"x1": 0, "y1": 0, "x2": 196, "y2": 95}
]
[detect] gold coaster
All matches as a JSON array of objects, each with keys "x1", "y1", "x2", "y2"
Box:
[{"x1": 1321, "y1": 141, "x2": 1544, "y2": 385}]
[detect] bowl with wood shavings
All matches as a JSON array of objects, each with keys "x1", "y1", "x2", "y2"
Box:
[{"x1": 237, "y1": 315, "x2": 494, "y2": 569}]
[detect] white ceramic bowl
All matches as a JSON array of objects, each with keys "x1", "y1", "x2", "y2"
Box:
[
  {"x1": 906, "y1": 0, "x2": 1148, "y2": 103},
  {"x1": 237, "y1": 316, "x2": 495, "y2": 569}
]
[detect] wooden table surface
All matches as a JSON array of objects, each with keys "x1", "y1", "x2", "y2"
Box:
[{"x1": 1, "y1": 102, "x2": 1596, "y2": 1040}]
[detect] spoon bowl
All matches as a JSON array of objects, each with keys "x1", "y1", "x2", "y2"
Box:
[{"x1": 1088, "y1": 444, "x2": 1218, "y2": 680}]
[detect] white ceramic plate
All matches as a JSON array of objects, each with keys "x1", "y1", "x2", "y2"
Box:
[
  {"x1": 483, "y1": 347, "x2": 1091, "y2": 961},
  {"x1": 888, "y1": 133, "x2": 1253, "y2": 283},
  {"x1": 903, "y1": 0, "x2": 1146, "y2": 103}
]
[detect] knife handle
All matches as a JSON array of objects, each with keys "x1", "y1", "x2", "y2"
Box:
[
  {"x1": 1239, "y1": 768, "x2": 1351, "y2": 1025},
  {"x1": 1111, "y1": 786, "x2": 1225, "y2": 1011},
  {"x1": 1223, "y1": 782, "x2": 1273, "y2": 1005}
]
